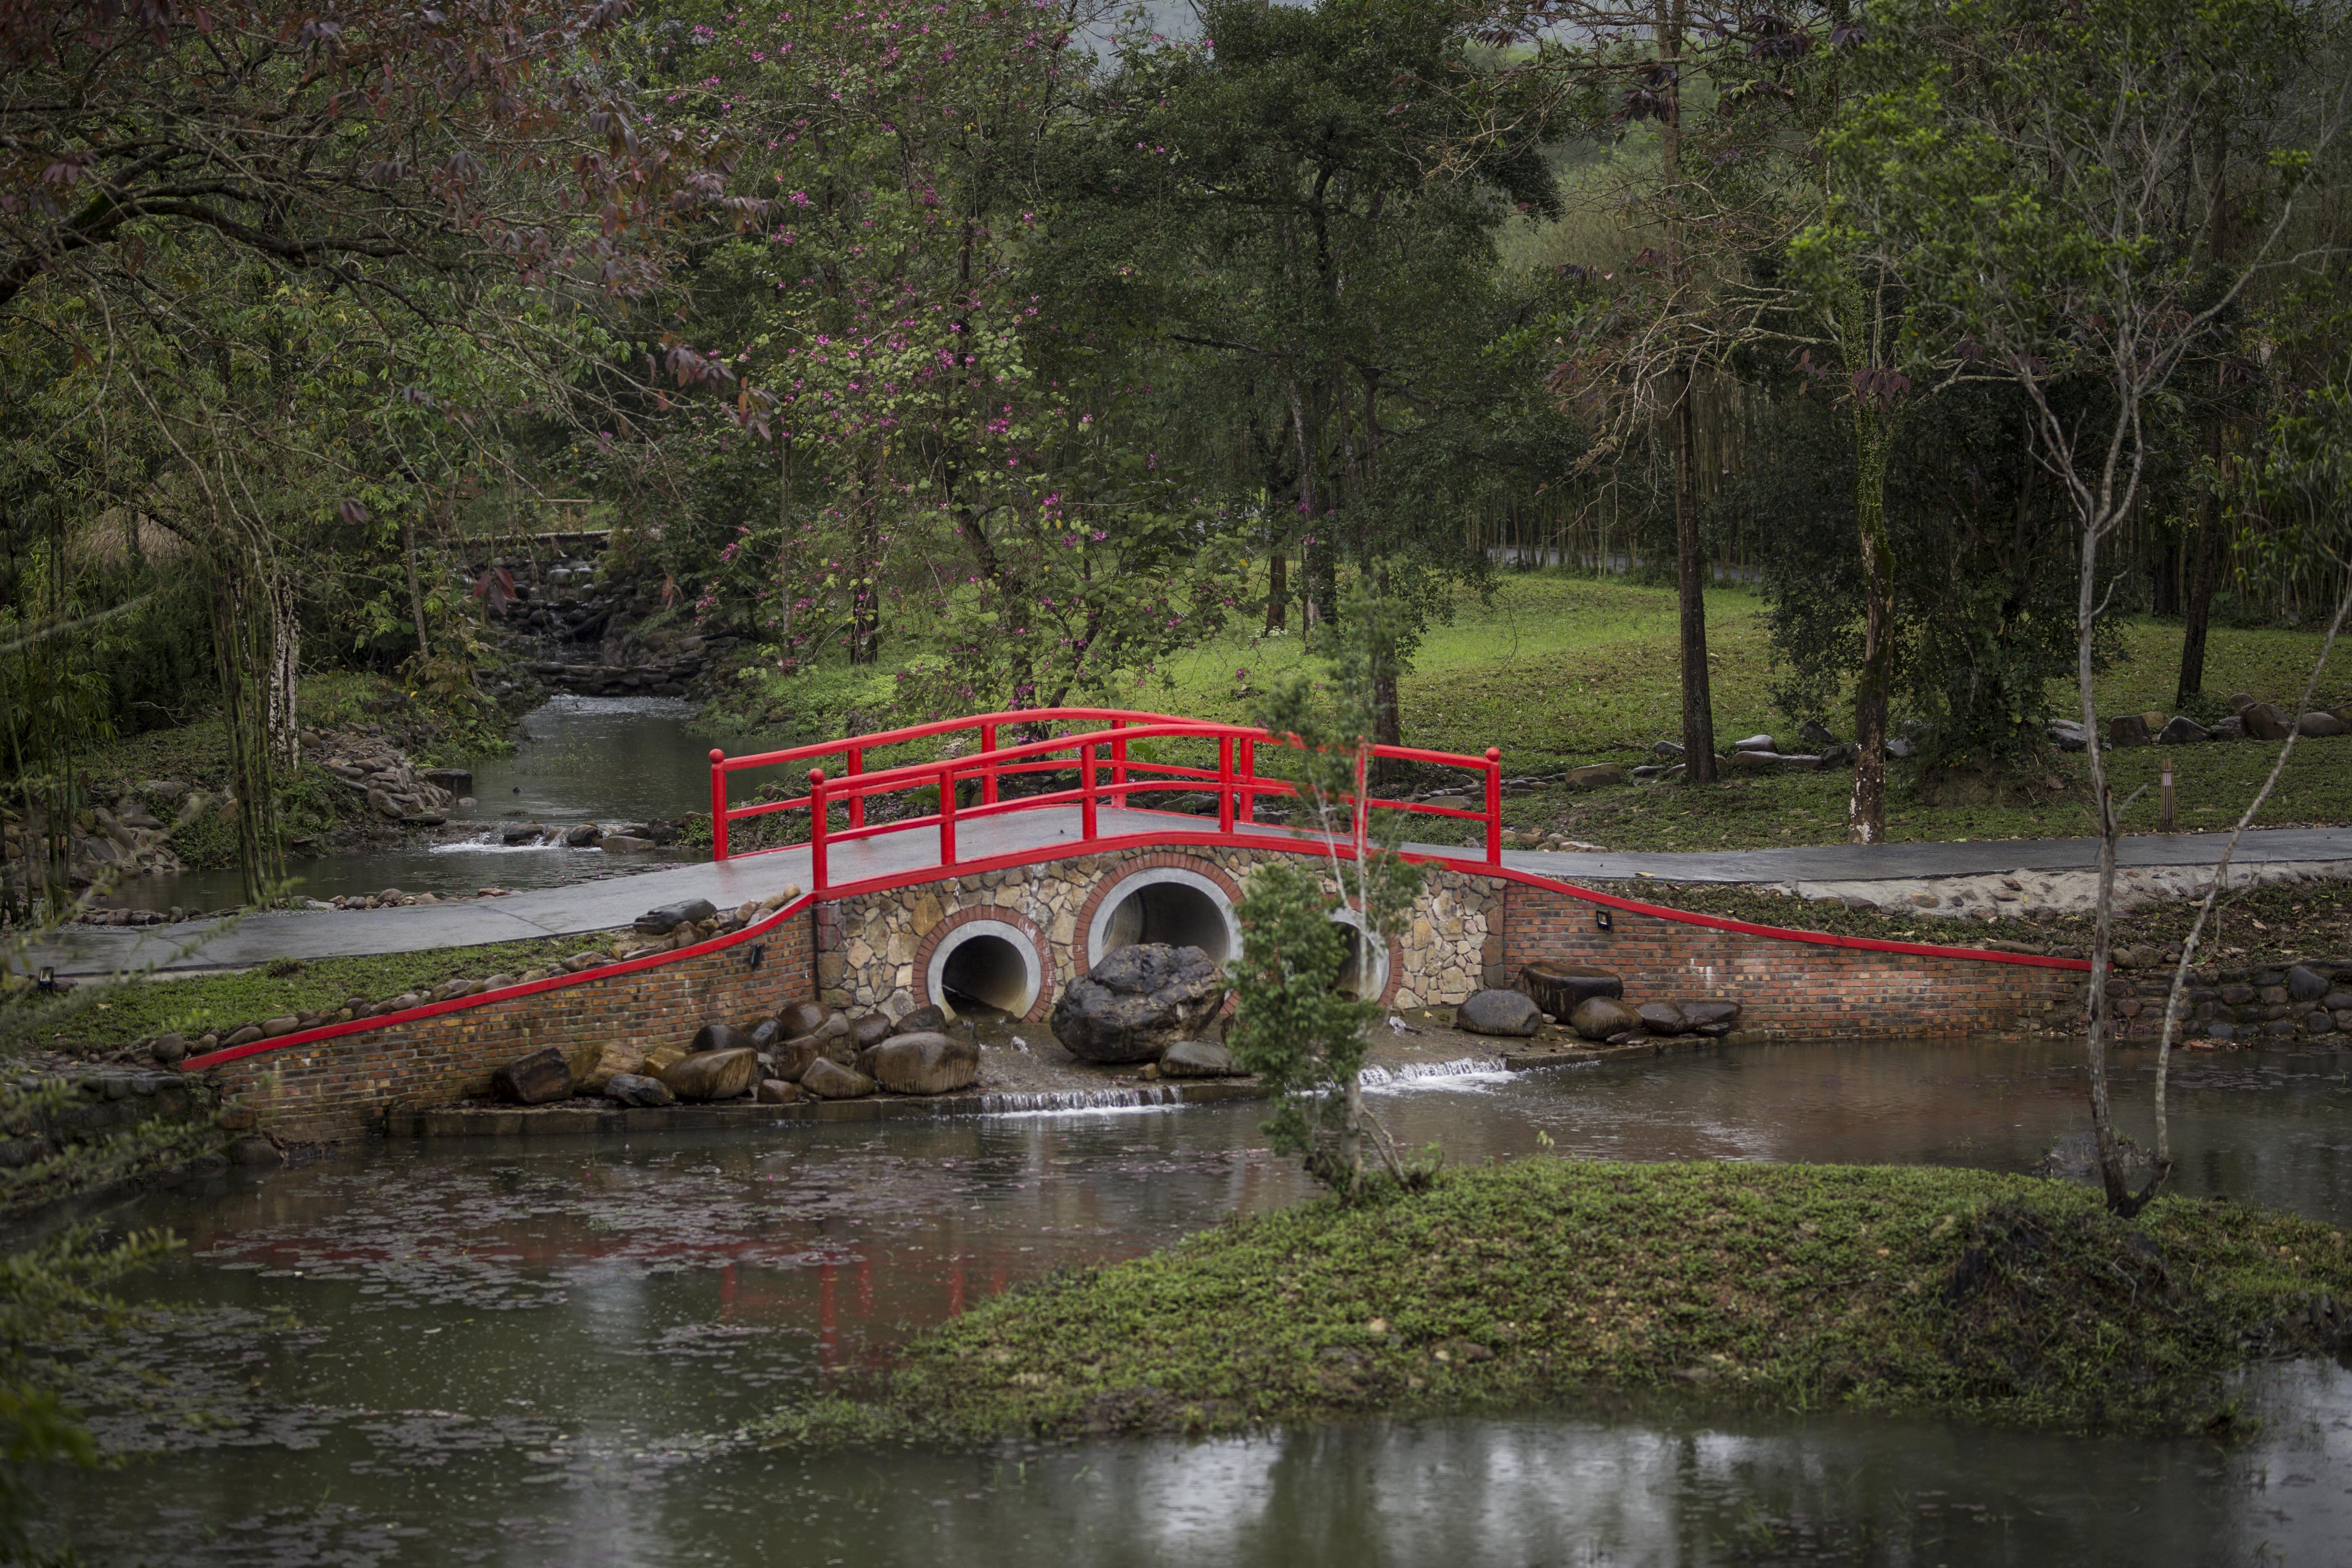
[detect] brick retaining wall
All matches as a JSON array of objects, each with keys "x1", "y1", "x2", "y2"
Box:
[
  {"x1": 1501, "y1": 883, "x2": 2086, "y2": 1038},
  {"x1": 207, "y1": 906, "x2": 815, "y2": 1142}
]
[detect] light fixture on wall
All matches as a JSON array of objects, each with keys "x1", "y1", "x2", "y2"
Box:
[
  {"x1": 745, "y1": 942, "x2": 766, "y2": 973},
  {"x1": 1595, "y1": 909, "x2": 1613, "y2": 932}
]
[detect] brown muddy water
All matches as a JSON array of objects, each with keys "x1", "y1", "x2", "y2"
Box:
[{"x1": 27, "y1": 1036, "x2": 2352, "y2": 1565}]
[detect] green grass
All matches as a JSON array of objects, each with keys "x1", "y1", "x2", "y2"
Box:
[
  {"x1": 44, "y1": 933, "x2": 609, "y2": 1054},
  {"x1": 757, "y1": 1160, "x2": 2352, "y2": 1448}
]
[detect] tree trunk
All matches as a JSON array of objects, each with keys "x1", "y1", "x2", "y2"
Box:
[
  {"x1": 269, "y1": 575, "x2": 300, "y2": 774},
  {"x1": 1671, "y1": 367, "x2": 1716, "y2": 780},
  {"x1": 2176, "y1": 494, "x2": 2220, "y2": 707},
  {"x1": 401, "y1": 509, "x2": 429, "y2": 658},
  {"x1": 213, "y1": 560, "x2": 285, "y2": 906},
  {"x1": 1267, "y1": 547, "x2": 1287, "y2": 631},
  {"x1": 1850, "y1": 403, "x2": 1896, "y2": 842}
]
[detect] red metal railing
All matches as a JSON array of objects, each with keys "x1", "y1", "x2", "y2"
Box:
[{"x1": 707, "y1": 707, "x2": 1504, "y2": 890}]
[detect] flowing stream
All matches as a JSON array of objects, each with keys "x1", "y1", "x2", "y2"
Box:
[{"x1": 26, "y1": 1036, "x2": 2352, "y2": 1565}]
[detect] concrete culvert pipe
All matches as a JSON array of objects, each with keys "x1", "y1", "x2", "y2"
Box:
[
  {"x1": 927, "y1": 921, "x2": 1041, "y2": 1018},
  {"x1": 1330, "y1": 910, "x2": 1390, "y2": 1001},
  {"x1": 1088, "y1": 869, "x2": 1240, "y2": 967}
]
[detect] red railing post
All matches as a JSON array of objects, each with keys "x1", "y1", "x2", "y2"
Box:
[
  {"x1": 709, "y1": 749, "x2": 729, "y2": 861},
  {"x1": 1485, "y1": 746, "x2": 1503, "y2": 866},
  {"x1": 938, "y1": 763, "x2": 957, "y2": 867},
  {"x1": 1217, "y1": 734, "x2": 1234, "y2": 833},
  {"x1": 1239, "y1": 737, "x2": 1256, "y2": 824},
  {"x1": 846, "y1": 746, "x2": 864, "y2": 830},
  {"x1": 980, "y1": 722, "x2": 998, "y2": 805},
  {"x1": 1111, "y1": 717, "x2": 1127, "y2": 807},
  {"x1": 808, "y1": 768, "x2": 829, "y2": 891},
  {"x1": 1081, "y1": 741, "x2": 1098, "y2": 841}
]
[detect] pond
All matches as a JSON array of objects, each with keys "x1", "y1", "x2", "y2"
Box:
[
  {"x1": 28, "y1": 1036, "x2": 2352, "y2": 1565},
  {"x1": 109, "y1": 697, "x2": 761, "y2": 910}
]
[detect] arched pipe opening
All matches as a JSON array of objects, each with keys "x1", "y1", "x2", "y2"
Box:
[
  {"x1": 1089, "y1": 870, "x2": 1241, "y2": 967},
  {"x1": 927, "y1": 922, "x2": 1042, "y2": 1019},
  {"x1": 1330, "y1": 910, "x2": 1391, "y2": 1001}
]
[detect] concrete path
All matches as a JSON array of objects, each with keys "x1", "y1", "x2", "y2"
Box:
[{"x1": 30, "y1": 809, "x2": 2352, "y2": 975}]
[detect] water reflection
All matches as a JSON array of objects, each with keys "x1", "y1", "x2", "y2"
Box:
[{"x1": 29, "y1": 1036, "x2": 2352, "y2": 1565}]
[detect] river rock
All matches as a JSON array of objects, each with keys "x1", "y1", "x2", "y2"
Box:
[
  {"x1": 747, "y1": 1017, "x2": 783, "y2": 1051},
  {"x1": 2243, "y1": 702, "x2": 2294, "y2": 741},
  {"x1": 1570, "y1": 996, "x2": 1640, "y2": 1041},
  {"x1": 1731, "y1": 733, "x2": 1776, "y2": 752},
  {"x1": 1637, "y1": 1001, "x2": 1692, "y2": 1035},
  {"x1": 600, "y1": 834, "x2": 655, "y2": 851},
  {"x1": 564, "y1": 823, "x2": 603, "y2": 847},
  {"x1": 1518, "y1": 964, "x2": 1621, "y2": 1018},
  {"x1": 772, "y1": 1033, "x2": 822, "y2": 1081},
  {"x1": 1050, "y1": 944, "x2": 1228, "y2": 1064},
  {"x1": 604, "y1": 1073, "x2": 676, "y2": 1108},
  {"x1": 689, "y1": 1022, "x2": 757, "y2": 1055},
  {"x1": 2300, "y1": 710, "x2": 2347, "y2": 737},
  {"x1": 1678, "y1": 999, "x2": 1743, "y2": 1029},
  {"x1": 781, "y1": 1001, "x2": 829, "y2": 1036},
  {"x1": 642, "y1": 1040, "x2": 691, "y2": 1078},
  {"x1": 1455, "y1": 988, "x2": 1541, "y2": 1037},
  {"x1": 501, "y1": 821, "x2": 547, "y2": 845},
  {"x1": 661, "y1": 1047, "x2": 758, "y2": 1101},
  {"x1": 148, "y1": 1032, "x2": 188, "y2": 1066},
  {"x1": 576, "y1": 1046, "x2": 645, "y2": 1094},
  {"x1": 2047, "y1": 719, "x2": 2088, "y2": 752},
  {"x1": 850, "y1": 1013, "x2": 894, "y2": 1050},
  {"x1": 492, "y1": 1046, "x2": 573, "y2": 1105},
  {"x1": 1566, "y1": 763, "x2": 1622, "y2": 789},
  {"x1": 800, "y1": 1058, "x2": 876, "y2": 1099},
  {"x1": 1159, "y1": 1039, "x2": 1236, "y2": 1078},
  {"x1": 2287, "y1": 965, "x2": 2332, "y2": 1002},
  {"x1": 756, "y1": 1079, "x2": 803, "y2": 1105},
  {"x1": 892, "y1": 1004, "x2": 948, "y2": 1035},
  {"x1": 863, "y1": 1032, "x2": 979, "y2": 1095},
  {"x1": 635, "y1": 897, "x2": 717, "y2": 934},
  {"x1": 2156, "y1": 716, "x2": 2209, "y2": 745},
  {"x1": 2105, "y1": 715, "x2": 2150, "y2": 747}
]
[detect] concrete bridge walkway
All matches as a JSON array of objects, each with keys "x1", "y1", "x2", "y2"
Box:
[{"x1": 31, "y1": 812, "x2": 2352, "y2": 976}]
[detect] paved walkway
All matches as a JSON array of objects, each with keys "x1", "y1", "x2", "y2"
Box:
[{"x1": 30, "y1": 810, "x2": 2352, "y2": 975}]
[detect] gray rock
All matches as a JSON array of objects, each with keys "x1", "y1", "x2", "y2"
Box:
[
  {"x1": 227, "y1": 1136, "x2": 282, "y2": 1167},
  {"x1": 1637, "y1": 1001, "x2": 1692, "y2": 1035},
  {"x1": 800, "y1": 1058, "x2": 877, "y2": 1099},
  {"x1": 1159, "y1": 1040, "x2": 1237, "y2": 1078},
  {"x1": 661, "y1": 1047, "x2": 759, "y2": 1102},
  {"x1": 1518, "y1": 964, "x2": 1620, "y2": 1018},
  {"x1": 747, "y1": 1017, "x2": 783, "y2": 1051},
  {"x1": 501, "y1": 821, "x2": 547, "y2": 845},
  {"x1": 1731, "y1": 733, "x2": 1776, "y2": 752},
  {"x1": 1799, "y1": 718, "x2": 1844, "y2": 749},
  {"x1": 2156, "y1": 716, "x2": 2209, "y2": 745},
  {"x1": 1566, "y1": 763, "x2": 1623, "y2": 788},
  {"x1": 756, "y1": 1079, "x2": 802, "y2": 1105},
  {"x1": 1819, "y1": 741, "x2": 1860, "y2": 767},
  {"x1": 689, "y1": 1022, "x2": 757, "y2": 1055},
  {"x1": 864, "y1": 1032, "x2": 979, "y2": 1095},
  {"x1": 635, "y1": 898, "x2": 717, "y2": 933},
  {"x1": 564, "y1": 823, "x2": 603, "y2": 847},
  {"x1": 600, "y1": 834, "x2": 655, "y2": 852},
  {"x1": 2046, "y1": 719, "x2": 2088, "y2": 752},
  {"x1": 813, "y1": 1010, "x2": 851, "y2": 1042},
  {"x1": 604, "y1": 1073, "x2": 676, "y2": 1108},
  {"x1": 1455, "y1": 988, "x2": 1541, "y2": 1037},
  {"x1": 772, "y1": 1033, "x2": 822, "y2": 1081},
  {"x1": 891, "y1": 1004, "x2": 948, "y2": 1035},
  {"x1": 1652, "y1": 740, "x2": 1684, "y2": 760},
  {"x1": 2299, "y1": 710, "x2": 2347, "y2": 737},
  {"x1": 851, "y1": 1013, "x2": 894, "y2": 1050},
  {"x1": 1678, "y1": 999, "x2": 1742, "y2": 1029},
  {"x1": 422, "y1": 767, "x2": 473, "y2": 794},
  {"x1": 148, "y1": 1032, "x2": 188, "y2": 1066},
  {"x1": 1050, "y1": 944, "x2": 1228, "y2": 1064},
  {"x1": 493, "y1": 1047, "x2": 573, "y2": 1105},
  {"x1": 1570, "y1": 996, "x2": 1640, "y2": 1041},
  {"x1": 2031, "y1": 1129, "x2": 2159, "y2": 1189},
  {"x1": 2243, "y1": 702, "x2": 2294, "y2": 741},
  {"x1": 2107, "y1": 714, "x2": 2151, "y2": 748},
  {"x1": 2208, "y1": 715, "x2": 2245, "y2": 741},
  {"x1": 781, "y1": 1001, "x2": 829, "y2": 1036},
  {"x1": 1885, "y1": 736, "x2": 1918, "y2": 760},
  {"x1": 2286, "y1": 965, "x2": 2331, "y2": 1003}
]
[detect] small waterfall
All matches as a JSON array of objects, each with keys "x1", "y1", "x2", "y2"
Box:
[
  {"x1": 969, "y1": 1084, "x2": 1194, "y2": 1117},
  {"x1": 1358, "y1": 1056, "x2": 1510, "y2": 1092}
]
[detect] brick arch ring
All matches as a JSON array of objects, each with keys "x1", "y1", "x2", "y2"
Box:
[
  {"x1": 912, "y1": 905, "x2": 1055, "y2": 1024},
  {"x1": 1073, "y1": 854, "x2": 1247, "y2": 975}
]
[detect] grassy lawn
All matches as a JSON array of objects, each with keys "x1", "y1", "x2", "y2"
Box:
[
  {"x1": 1140, "y1": 573, "x2": 2352, "y2": 851},
  {"x1": 757, "y1": 1159, "x2": 2352, "y2": 1446}
]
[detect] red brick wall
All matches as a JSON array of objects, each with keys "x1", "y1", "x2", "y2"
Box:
[
  {"x1": 1500, "y1": 884, "x2": 2086, "y2": 1038},
  {"x1": 206, "y1": 907, "x2": 816, "y2": 1142}
]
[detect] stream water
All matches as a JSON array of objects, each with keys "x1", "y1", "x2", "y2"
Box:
[
  {"x1": 27, "y1": 1036, "x2": 2352, "y2": 1565},
  {"x1": 109, "y1": 698, "x2": 752, "y2": 910}
]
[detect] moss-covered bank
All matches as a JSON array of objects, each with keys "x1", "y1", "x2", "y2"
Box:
[{"x1": 758, "y1": 1161, "x2": 2352, "y2": 1448}]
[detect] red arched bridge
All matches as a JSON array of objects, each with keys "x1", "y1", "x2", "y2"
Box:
[{"x1": 703, "y1": 706, "x2": 1507, "y2": 889}]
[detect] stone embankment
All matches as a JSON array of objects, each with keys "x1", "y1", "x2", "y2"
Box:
[
  {"x1": 2111, "y1": 958, "x2": 2352, "y2": 1047},
  {"x1": 1760, "y1": 858, "x2": 2352, "y2": 939},
  {"x1": 0, "y1": 1063, "x2": 264, "y2": 1217},
  {"x1": 465, "y1": 543, "x2": 738, "y2": 698},
  {"x1": 6, "y1": 788, "x2": 193, "y2": 898},
  {"x1": 305, "y1": 723, "x2": 469, "y2": 826}
]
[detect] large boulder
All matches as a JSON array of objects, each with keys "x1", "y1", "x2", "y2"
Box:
[
  {"x1": 1679, "y1": 999, "x2": 1743, "y2": 1030},
  {"x1": 661, "y1": 1047, "x2": 759, "y2": 1101},
  {"x1": 1637, "y1": 1001, "x2": 1692, "y2": 1036},
  {"x1": 771, "y1": 1033, "x2": 823, "y2": 1081},
  {"x1": 2156, "y1": 716, "x2": 2209, "y2": 745},
  {"x1": 2106, "y1": 714, "x2": 2151, "y2": 748},
  {"x1": 690, "y1": 1022, "x2": 757, "y2": 1055},
  {"x1": 892, "y1": 1004, "x2": 949, "y2": 1036},
  {"x1": 1799, "y1": 718, "x2": 1844, "y2": 749},
  {"x1": 2299, "y1": 710, "x2": 2348, "y2": 737},
  {"x1": 635, "y1": 898, "x2": 716, "y2": 934},
  {"x1": 756, "y1": 1079, "x2": 803, "y2": 1105},
  {"x1": 1455, "y1": 988, "x2": 1541, "y2": 1037},
  {"x1": 864, "y1": 1032, "x2": 980, "y2": 1095},
  {"x1": 577, "y1": 1046, "x2": 647, "y2": 1095},
  {"x1": 2286, "y1": 964, "x2": 2332, "y2": 1003},
  {"x1": 747, "y1": 1017, "x2": 784, "y2": 1052},
  {"x1": 1050, "y1": 944, "x2": 1227, "y2": 1064},
  {"x1": 800, "y1": 1058, "x2": 876, "y2": 1099},
  {"x1": 1731, "y1": 733, "x2": 1776, "y2": 752},
  {"x1": 492, "y1": 1047, "x2": 572, "y2": 1105},
  {"x1": 850, "y1": 1013, "x2": 894, "y2": 1050},
  {"x1": 1566, "y1": 763, "x2": 1622, "y2": 789},
  {"x1": 1518, "y1": 964, "x2": 1621, "y2": 1019},
  {"x1": 604, "y1": 1073, "x2": 675, "y2": 1108},
  {"x1": 1160, "y1": 1039, "x2": 1237, "y2": 1078},
  {"x1": 2243, "y1": 702, "x2": 2294, "y2": 741},
  {"x1": 780, "y1": 1001, "x2": 829, "y2": 1036},
  {"x1": 1569, "y1": 996, "x2": 1640, "y2": 1041}
]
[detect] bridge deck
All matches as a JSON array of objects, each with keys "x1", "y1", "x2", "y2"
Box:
[{"x1": 32, "y1": 812, "x2": 2352, "y2": 976}]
